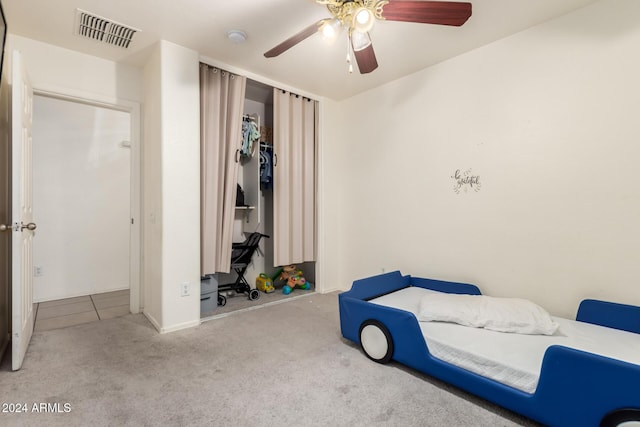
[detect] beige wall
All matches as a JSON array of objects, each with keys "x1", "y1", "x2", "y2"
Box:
[{"x1": 325, "y1": 0, "x2": 640, "y2": 318}]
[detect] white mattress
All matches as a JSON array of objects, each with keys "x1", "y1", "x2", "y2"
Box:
[{"x1": 370, "y1": 287, "x2": 640, "y2": 393}]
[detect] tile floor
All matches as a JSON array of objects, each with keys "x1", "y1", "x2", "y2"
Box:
[{"x1": 34, "y1": 289, "x2": 130, "y2": 332}]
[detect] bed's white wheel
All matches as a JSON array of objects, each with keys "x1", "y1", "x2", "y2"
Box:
[
  {"x1": 359, "y1": 320, "x2": 394, "y2": 364},
  {"x1": 601, "y1": 408, "x2": 640, "y2": 427}
]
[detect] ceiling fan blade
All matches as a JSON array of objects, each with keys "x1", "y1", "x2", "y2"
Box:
[
  {"x1": 382, "y1": 1, "x2": 472, "y2": 26},
  {"x1": 353, "y1": 42, "x2": 378, "y2": 74},
  {"x1": 264, "y1": 20, "x2": 325, "y2": 58}
]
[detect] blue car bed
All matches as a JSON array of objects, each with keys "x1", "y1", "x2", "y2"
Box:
[{"x1": 339, "y1": 271, "x2": 640, "y2": 427}]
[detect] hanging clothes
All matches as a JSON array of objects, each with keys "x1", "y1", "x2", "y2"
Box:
[
  {"x1": 259, "y1": 143, "x2": 273, "y2": 190},
  {"x1": 241, "y1": 116, "x2": 260, "y2": 158}
]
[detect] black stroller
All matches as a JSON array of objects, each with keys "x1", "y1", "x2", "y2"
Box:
[{"x1": 217, "y1": 232, "x2": 269, "y2": 307}]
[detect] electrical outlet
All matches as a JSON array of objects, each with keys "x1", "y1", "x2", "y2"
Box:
[
  {"x1": 180, "y1": 283, "x2": 191, "y2": 297},
  {"x1": 34, "y1": 266, "x2": 43, "y2": 277}
]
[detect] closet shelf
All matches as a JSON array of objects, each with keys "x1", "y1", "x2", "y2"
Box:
[{"x1": 235, "y1": 205, "x2": 255, "y2": 224}]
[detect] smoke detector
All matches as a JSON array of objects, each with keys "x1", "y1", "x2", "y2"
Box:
[
  {"x1": 75, "y1": 9, "x2": 138, "y2": 48},
  {"x1": 227, "y1": 30, "x2": 247, "y2": 44}
]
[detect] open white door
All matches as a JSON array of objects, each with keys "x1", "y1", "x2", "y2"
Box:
[{"x1": 11, "y1": 50, "x2": 35, "y2": 371}]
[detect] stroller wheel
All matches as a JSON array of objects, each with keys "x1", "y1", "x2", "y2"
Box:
[
  {"x1": 248, "y1": 289, "x2": 260, "y2": 301},
  {"x1": 218, "y1": 295, "x2": 227, "y2": 306}
]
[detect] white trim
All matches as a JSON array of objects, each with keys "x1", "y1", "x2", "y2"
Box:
[
  {"x1": 158, "y1": 319, "x2": 201, "y2": 334},
  {"x1": 31, "y1": 84, "x2": 143, "y2": 314},
  {"x1": 317, "y1": 287, "x2": 342, "y2": 294},
  {"x1": 143, "y1": 311, "x2": 162, "y2": 332}
]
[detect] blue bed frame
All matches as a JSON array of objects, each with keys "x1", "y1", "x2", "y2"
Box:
[{"x1": 338, "y1": 271, "x2": 640, "y2": 427}]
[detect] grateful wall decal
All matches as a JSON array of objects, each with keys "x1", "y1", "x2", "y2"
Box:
[{"x1": 451, "y1": 169, "x2": 481, "y2": 194}]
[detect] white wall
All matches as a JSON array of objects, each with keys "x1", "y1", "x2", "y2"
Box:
[
  {"x1": 316, "y1": 97, "x2": 347, "y2": 293},
  {"x1": 7, "y1": 35, "x2": 143, "y2": 103},
  {"x1": 32, "y1": 95, "x2": 130, "y2": 301},
  {"x1": 159, "y1": 41, "x2": 201, "y2": 330},
  {"x1": 143, "y1": 40, "x2": 200, "y2": 332},
  {"x1": 328, "y1": 0, "x2": 640, "y2": 318},
  {"x1": 142, "y1": 43, "x2": 163, "y2": 327}
]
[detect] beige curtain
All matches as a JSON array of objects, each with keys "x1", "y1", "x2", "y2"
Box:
[
  {"x1": 200, "y1": 64, "x2": 246, "y2": 274},
  {"x1": 273, "y1": 89, "x2": 317, "y2": 266}
]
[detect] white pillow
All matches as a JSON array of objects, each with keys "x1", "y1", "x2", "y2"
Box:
[{"x1": 417, "y1": 292, "x2": 558, "y2": 335}]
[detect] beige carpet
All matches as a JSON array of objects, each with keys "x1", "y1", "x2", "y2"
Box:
[{"x1": 0, "y1": 292, "x2": 540, "y2": 426}]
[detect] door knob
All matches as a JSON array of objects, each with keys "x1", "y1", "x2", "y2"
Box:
[
  {"x1": 0, "y1": 223, "x2": 11, "y2": 232},
  {"x1": 20, "y1": 222, "x2": 37, "y2": 231}
]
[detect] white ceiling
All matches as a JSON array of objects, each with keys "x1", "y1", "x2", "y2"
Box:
[{"x1": 3, "y1": 0, "x2": 600, "y2": 100}]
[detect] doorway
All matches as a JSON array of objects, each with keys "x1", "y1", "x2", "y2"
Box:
[{"x1": 31, "y1": 94, "x2": 140, "y2": 324}]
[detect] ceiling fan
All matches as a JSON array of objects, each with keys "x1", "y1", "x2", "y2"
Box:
[{"x1": 264, "y1": 0, "x2": 472, "y2": 74}]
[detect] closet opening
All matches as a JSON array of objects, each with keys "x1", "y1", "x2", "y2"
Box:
[{"x1": 200, "y1": 76, "x2": 317, "y2": 319}]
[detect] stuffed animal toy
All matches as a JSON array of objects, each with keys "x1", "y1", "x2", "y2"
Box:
[
  {"x1": 278, "y1": 265, "x2": 299, "y2": 281},
  {"x1": 283, "y1": 274, "x2": 310, "y2": 295},
  {"x1": 278, "y1": 265, "x2": 311, "y2": 295}
]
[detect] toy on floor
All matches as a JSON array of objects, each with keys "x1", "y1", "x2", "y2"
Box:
[
  {"x1": 256, "y1": 273, "x2": 275, "y2": 293},
  {"x1": 276, "y1": 265, "x2": 311, "y2": 295}
]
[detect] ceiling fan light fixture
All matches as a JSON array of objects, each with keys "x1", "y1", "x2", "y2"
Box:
[
  {"x1": 321, "y1": 18, "x2": 342, "y2": 39},
  {"x1": 353, "y1": 8, "x2": 375, "y2": 32},
  {"x1": 265, "y1": 0, "x2": 472, "y2": 75}
]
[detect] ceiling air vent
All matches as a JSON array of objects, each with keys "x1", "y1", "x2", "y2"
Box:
[{"x1": 75, "y1": 9, "x2": 138, "y2": 49}]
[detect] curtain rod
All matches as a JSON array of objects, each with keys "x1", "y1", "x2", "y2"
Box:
[
  {"x1": 278, "y1": 88, "x2": 314, "y2": 102},
  {"x1": 200, "y1": 62, "x2": 239, "y2": 79}
]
